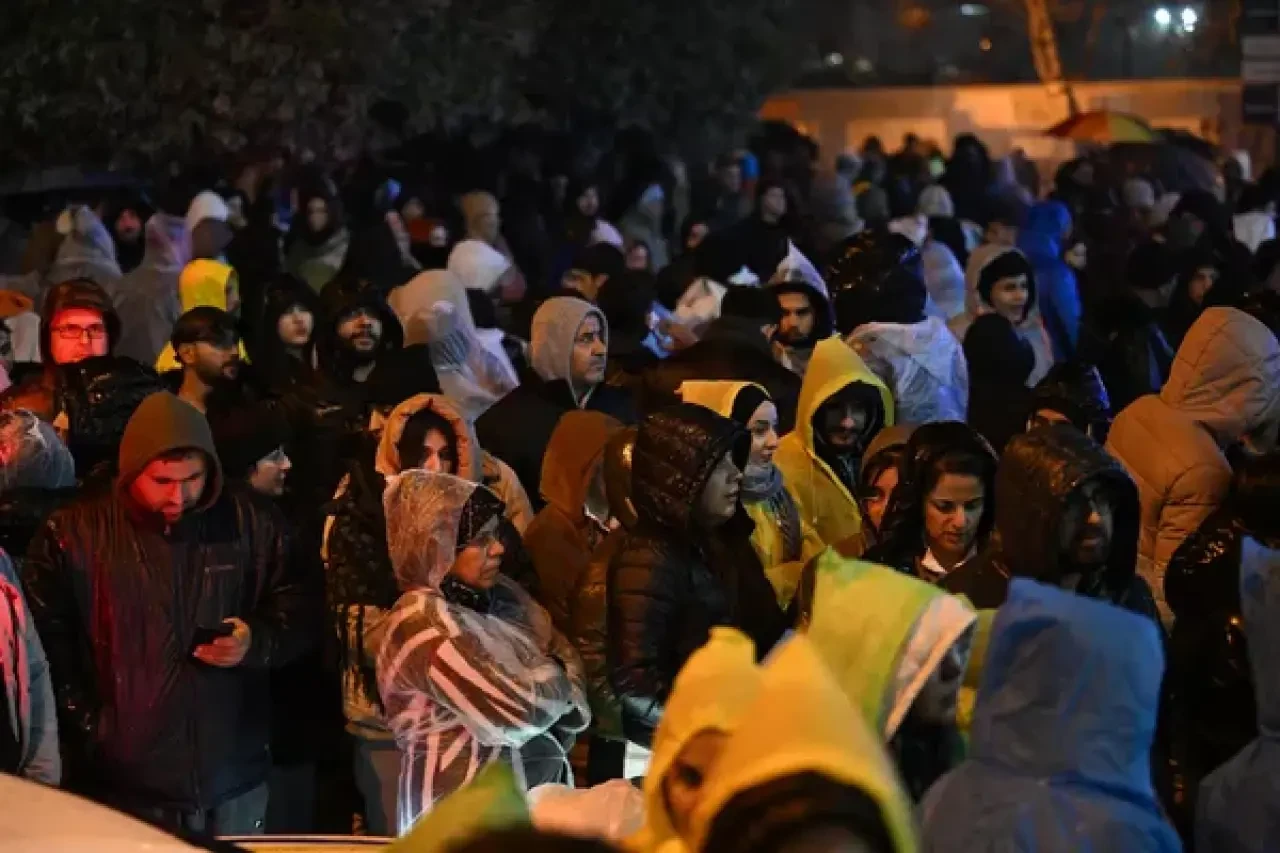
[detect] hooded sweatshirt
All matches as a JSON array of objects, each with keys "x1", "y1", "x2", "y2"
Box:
[
  {"x1": 630, "y1": 627, "x2": 762, "y2": 853},
  {"x1": 531, "y1": 296, "x2": 607, "y2": 405},
  {"x1": 679, "y1": 380, "x2": 824, "y2": 608},
  {"x1": 375, "y1": 470, "x2": 589, "y2": 831},
  {"x1": 775, "y1": 337, "x2": 895, "y2": 550},
  {"x1": 152, "y1": 259, "x2": 248, "y2": 372},
  {"x1": 1196, "y1": 537, "x2": 1280, "y2": 853},
  {"x1": 1107, "y1": 307, "x2": 1280, "y2": 622},
  {"x1": 47, "y1": 206, "x2": 122, "y2": 298},
  {"x1": 921, "y1": 579, "x2": 1180, "y2": 853},
  {"x1": 113, "y1": 214, "x2": 189, "y2": 367},
  {"x1": 689, "y1": 635, "x2": 919, "y2": 853},
  {"x1": 950, "y1": 245, "x2": 1054, "y2": 388},
  {"x1": 387, "y1": 270, "x2": 518, "y2": 420}
]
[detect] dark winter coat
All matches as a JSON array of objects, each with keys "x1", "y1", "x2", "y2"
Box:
[
  {"x1": 1094, "y1": 291, "x2": 1175, "y2": 414},
  {"x1": 945, "y1": 424, "x2": 1158, "y2": 621},
  {"x1": 1163, "y1": 510, "x2": 1256, "y2": 820},
  {"x1": 21, "y1": 395, "x2": 316, "y2": 811},
  {"x1": 963, "y1": 313, "x2": 1034, "y2": 456},
  {"x1": 607, "y1": 404, "x2": 787, "y2": 746},
  {"x1": 638, "y1": 315, "x2": 800, "y2": 433},
  {"x1": 475, "y1": 372, "x2": 636, "y2": 507}
]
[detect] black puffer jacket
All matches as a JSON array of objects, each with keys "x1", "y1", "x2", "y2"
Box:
[
  {"x1": 1162, "y1": 509, "x2": 1256, "y2": 828},
  {"x1": 22, "y1": 485, "x2": 315, "y2": 811},
  {"x1": 57, "y1": 357, "x2": 167, "y2": 482},
  {"x1": 607, "y1": 404, "x2": 787, "y2": 746},
  {"x1": 945, "y1": 424, "x2": 1158, "y2": 620}
]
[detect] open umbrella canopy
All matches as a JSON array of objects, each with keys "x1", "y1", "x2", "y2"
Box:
[{"x1": 1046, "y1": 110, "x2": 1157, "y2": 144}]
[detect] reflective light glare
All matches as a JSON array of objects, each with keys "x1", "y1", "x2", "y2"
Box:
[
  {"x1": 979, "y1": 37, "x2": 992, "y2": 51},
  {"x1": 1153, "y1": 7, "x2": 1172, "y2": 27},
  {"x1": 1180, "y1": 7, "x2": 1197, "y2": 26},
  {"x1": 825, "y1": 52, "x2": 845, "y2": 67},
  {"x1": 960, "y1": 3, "x2": 989, "y2": 15}
]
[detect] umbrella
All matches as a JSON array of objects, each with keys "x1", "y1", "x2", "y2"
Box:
[
  {"x1": 1045, "y1": 111, "x2": 1157, "y2": 144},
  {"x1": 0, "y1": 166, "x2": 142, "y2": 197},
  {"x1": 1109, "y1": 141, "x2": 1219, "y2": 195}
]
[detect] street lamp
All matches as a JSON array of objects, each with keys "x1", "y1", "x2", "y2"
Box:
[
  {"x1": 1153, "y1": 7, "x2": 1172, "y2": 28},
  {"x1": 1180, "y1": 7, "x2": 1197, "y2": 31}
]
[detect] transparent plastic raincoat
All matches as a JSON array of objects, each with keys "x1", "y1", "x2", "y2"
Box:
[
  {"x1": 846, "y1": 315, "x2": 968, "y2": 424},
  {"x1": 375, "y1": 470, "x2": 590, "y2": 833}
]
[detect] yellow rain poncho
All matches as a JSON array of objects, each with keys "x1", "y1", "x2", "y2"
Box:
[{"x1": 774, "y1": 337, "x2": 894, "y2": 550}]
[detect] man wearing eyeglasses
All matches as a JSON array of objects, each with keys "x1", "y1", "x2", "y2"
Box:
[{"x1": 0, "y1": 279, "x2": 120, "y2": 421}]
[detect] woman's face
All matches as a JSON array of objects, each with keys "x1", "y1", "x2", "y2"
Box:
[
  {"x1": 626, "y1": 242, "x2": 651, "y2": 272},
  {"x1": 697, "y1": 452, "x2": 743, "y2": 526},
  {"x1": 924, "y1": 473, "x2": 986, "y2": 560},
  {"x1": 746, "y1": 401, "x2": 779, "y2": 469},
  {"x1": 306, "y1": 198, "x2": 330, "y2": 234},
  {"x1": 421, "y1": 427, "x2": 458, "y2": 475},
  {"x1": 865, "y1": 464, "x2": 900, "y2": 532},
  {"x1": 663, "y1": 730, "x2": 728, "y2": 839},
  {"x1": 277, "y1": 304, "x2": 314, "y2": 348},
  {"x1": 577, "y1": 186, "x2": 600, "y2": 218},
  {"x1": 1189, "y1": 266, "x2": 1218, "y2": 306},
  {"x1": 450, "y1": 516, "x2": 504, "y2": 589},
  {"x1": 988, "y1": 274, "x2": 1029, "y2": 323}
]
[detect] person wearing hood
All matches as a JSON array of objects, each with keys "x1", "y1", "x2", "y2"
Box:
[
  {"x1": 1192, "y1": 456, "x2": 1280, "y2": 852},
  {"x1": 798, "y1": 551, "x2": 977, "y2": 801},
  {"x1": 775, "y1": 336, "x2": 894, "y2": 551},
  {"x1": 607, "y1": 404, "x2": 788, "y2": 747},
  {"x1": 619, "y1": 184, "x2": 670, "y2": 272},
  {"x1": 829, "y1": 229, "x2": 969, "y2": 424},
  {"x1": 1017, "y1": 201, "x2": 1081, "y2": 361},
  {"x1": 457, "y1": 190, "x2": 529, "y2": 307},
  {"x1": 857, "y1": 424, "x2": 918, "y2": 544},
  {"x1": 1163, "y1": 245, "x2": 1247, "y2": 350},
  {"x1": 286, "y1": 176, "x2": 350, "y2": 293},
  {"x1": 254, "y1": 274, "x2": 320, "y2": 394},
  {"x1": 942, "y1": 134, "x2": 994, "y2": 227},
  {"x1": 1026, "y1": 361, "x2": 1112, "y2": 444},
  {"x1": 920, "y1": 579, "x2": 1180, "y2": 853},
  {"x1": 1161, "y1": 453, "x2": 1276, "y2": 838},
  {"x1": 679, "y1": 381, "x2": 824, "y2": 609},
  {"x1": 325, "y1": 392, "x2": 534, "y2": 835},
  {"x1": 21, "y1": 392, "x2": 315, "y2": 833},
  {"x1": 152, "y1": 234, "x2": 251, "y2": 374},
  {"x1": 962, "y1": 314, "x2": 1035, "y2": 456},
  {"x1": 629, "y1": 628, "x2": 763, "y2": 853},
  {"x1": 769, "y1": 273, "x2": 834, "y2": 378},
  {"x1": 376, "y1": 469, "x2": 590, "y2": 832},
  {"x1": 550, "y1": 180, "x2": 625, "y2": 290},
  {"x1": 690, "y1": 634, "x2": 919, "y2": 853},
  {"x1": 0, "y1": 411, "x2": 70, "y2": 785},
  {"x1": 524, "y1": 410, "x2": 624, "y2": 634},
  {"x1": 476, "y1": 296, "x2": 636, "y2": 503},
  {"x1": 1107, "y1": 307, "x2": 1280, "y2": 623},
  {"x1": 950, "y1": 246, "x2": 1054, "y2": 388},
  {"x1": 639, "y1": 286, "x2": 800, "y2": 432},
  {"x1": 113, "y1": 211, "x2": 189, "y2": 367},
  {"x1": 449, "y1": 237, "x2": 523, "y2": 305},
  {"x1": 314, "y1": 282, "x2": 407, "y2": 396},
  {"x1": 1094, "y1": 240, "x2": 1178, "y2": 414},
  {"x1": 950, "y1": 424, "x2": 1158, "y2": 622},
  {"x1": 107, "y1": 195, "x2": 151, "y2": 274},
  {"x1": 0, "y1": 279, "x2": 122, "y2": 422},
  {"x1": 561, "y1": 242, "x2": 626, "y2": 303},
  {"x1": 389, "y1": 269, "x2": 519, "y2": 420},
  {"x1": 868, "y1": 422, "x2": 996, "y2": 583},
  {"x1": 46, "y1": 206, "x2": 122, "y2": 299}
]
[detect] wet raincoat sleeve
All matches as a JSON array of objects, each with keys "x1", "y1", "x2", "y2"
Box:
[
  {"x1": 20, "y1": 516, "x2": 95, "y2": 781},
  {"x1": 0, "y1": 550, "x2": 59, "y2": 784},
  {"x1": 379, "y1": 591, "x2": 588, "y2": 749}
]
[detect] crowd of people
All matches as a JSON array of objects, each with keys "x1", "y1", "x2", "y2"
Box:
[{"x1": 0, "y1": 128, "x2": 1279, "y2": 851}]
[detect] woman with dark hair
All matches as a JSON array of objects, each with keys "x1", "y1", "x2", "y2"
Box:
[
  {"x1": 867, "y1": 422, "x2": 998, "y2": 584},
  {"x1": 1164, "y1": 246, "x2": 1246, "y2": 350},
  {"x1": 951, "y1": 246, "x2": 1054, "y2": 387},
  {"x1": 255, "y1": 274, "x2": 320, "y2": 392},
  {"x1": 286, "y1": 174, "x2": 350, "y2": 292},
  {"x1": 856, "y1": 424, "x2": 917, "y2": 544}
]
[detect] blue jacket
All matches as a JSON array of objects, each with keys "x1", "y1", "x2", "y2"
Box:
[
  {"x1": 1018, "y1": 202, "x2": 1080, "y2": 361},
  {"x1": 1196, "y1": 537, "x2": 1280, "y2": 853},
  {"x1": 921, "y1": 579, "x2": 1180, "y2": 852}
]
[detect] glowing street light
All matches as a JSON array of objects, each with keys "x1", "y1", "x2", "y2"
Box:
[
  {"x1": 1180, "y1": 7, "x2": 1197, "y2": 30},
  {"x1": 1153, "y1": 7, "x2": 1172, "y2": 28}
]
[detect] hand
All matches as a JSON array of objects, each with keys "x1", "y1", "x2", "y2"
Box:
[{"x1": 193, "y1": 618, "x2": 252, "y2": 668}]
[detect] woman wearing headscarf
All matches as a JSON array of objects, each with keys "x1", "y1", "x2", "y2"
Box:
[
  {"x1": 678, "y1": 380, "x2": 824, "y2": 610},
  {"x1": 376, "y1": 470, "x2": 590, "y2": 833},
  {"x1": 286, "y1": 175, "x2": 350, "y2": 293}
]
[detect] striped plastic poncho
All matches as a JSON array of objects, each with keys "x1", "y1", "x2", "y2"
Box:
[{"x1": 375, "y1": 470, "x2": 590, "y2": 834}]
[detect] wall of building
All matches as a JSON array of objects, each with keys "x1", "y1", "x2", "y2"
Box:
[{"x1": 761, "y1": 80, "x2": 1277, "y2": 178}]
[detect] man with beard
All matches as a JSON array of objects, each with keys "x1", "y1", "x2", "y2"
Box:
[
  {"x1": 775, "y1": 336, "x2": 895, "y2": 549},
  {"x1": 771, "y1": 279, "x2": 833, "y2": 377},
  {"x1": 170, "y1": 307, "x2": 242, "y2": 415}
]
